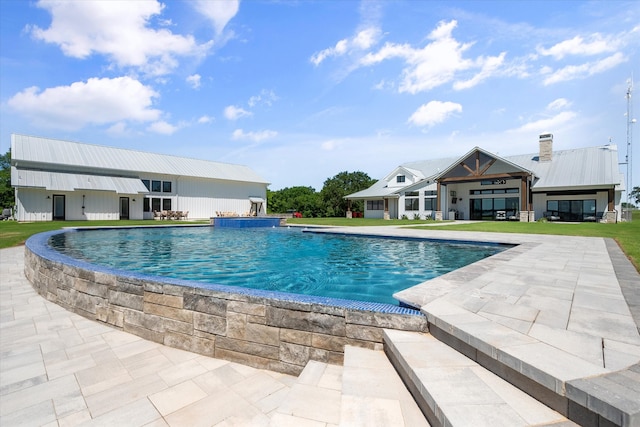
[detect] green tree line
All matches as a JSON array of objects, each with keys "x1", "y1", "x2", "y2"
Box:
[{"x1": 267, "y1": 171, "x2": 376, "y2": 217}]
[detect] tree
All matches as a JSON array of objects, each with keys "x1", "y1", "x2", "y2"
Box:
[
  {"x1": 630, "y1": 186, "x2": 640, "y2": 206},
  {"x1": 267, "y1": 186, "x2": 323, "y2": 217},
  {"x1": 320, "y1": 171, "x2": 376, "y2": 217},
  {"x1": 0, "y1": 149, "x2": 13, "y2": 209}
]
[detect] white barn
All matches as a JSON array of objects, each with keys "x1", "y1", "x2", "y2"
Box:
[
  {"x1": 346, "y1": 134, "x2": 625, "y2": 223},
  {"x1": 10, "y1": 134, "x2": 269, "y2": 222}
]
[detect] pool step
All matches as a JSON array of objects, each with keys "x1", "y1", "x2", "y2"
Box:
[
  {"x1": 383, "y1": 329, "x2": 577, "y2": 427},
  {"x1": 340, "y1": 345, "x2": 430, "y2": 426}
]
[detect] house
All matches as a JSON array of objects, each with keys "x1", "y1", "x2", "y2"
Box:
[
  {"x1": 346, "y1": 134, "x2": 624, "y2": 223},
  {"x1": 10, "y1": 134, "x2": 269, "y2": 221}
]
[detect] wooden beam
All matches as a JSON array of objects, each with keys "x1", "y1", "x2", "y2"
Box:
[
  {"x1": 478, "y1": 158, "x2": 497, "y2": 176},
  {"x1": 439, "y1": 171, "x2": 529, "y2": 183},
  {"x1": 460, "y1": 162, "x2": 475, "y2": 175},
  {"x1": 475, "y1": 152, "x2": 480, "y2": 174},
  {"x1": 608, "y1": 188, "x2": 614, "y2": 211},
  {"x1": 436, "y1": 181, "x2": 441, "y2": 211}
]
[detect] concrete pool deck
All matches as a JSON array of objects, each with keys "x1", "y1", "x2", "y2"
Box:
[{"x1": 1, "y1": 226, "x2": 639, "y2": 426}]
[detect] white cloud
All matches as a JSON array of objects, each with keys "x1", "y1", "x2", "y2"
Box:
[
  {"x1": 509, "y1": 111, "x2": 577, "y2": 133},
  {"x1": 542, "y1": 52, "x2": 626, "y2": 85},
  {"x1": 147, "y1": 120, "x2": 178, "y2": 135},
  {"x1": 186, "y1": 74, "x2": 201, "y2": 89},
  {"x1": 191, "y1": 0, "x2": 240, "y2": 35},
  {"x1": 232, "y1": 129, "x2": 278, "y2": 142},
  {"x1": 359, "y1": 20, "x2": 505, "y2": 94},
  {"x1": 30, "y1": 0, "x2": 211, "y2": 76},
  {"x1": 198, "y1": 115, "x2": 214, "y2": 124},
  {"x1": 537, "y1": 34, "x2": 620, "y2": 59},
  {"x1": 8, "y1": 76, "x2": 161, "y2": 130},
  {"x1": 453, "y1": 52, "x2": 506, "y2": 90},
  {"x1": 547, "y1": 98, "x2": 571, "y2": 111},
  {"x1": 321, "y1": 139, "x2": 345, "y2": 151},
  {"x1": 106, "y1": 122, "x2": 129, "y2": 136},
  {"x1": 408, "y1": 101, "x2": 462, "y2": 127},
  {"x1": 310, "y1": 27, "x2": 381, "y2": 66},
  {"x1": 248, "y1": 90, "x2": 278, "y2": 107},
  {"x1": 224, "y1": 105, "x2": 252, "y2": 120}
]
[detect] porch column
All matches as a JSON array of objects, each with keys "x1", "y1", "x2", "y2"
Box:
[
  {"x1": 346, "y1": 199, "x2": 352, "y2": 218},
  {"x1": 519, "y1": 176, "x2": 530, "y2": 222},
  {"x1": 383, "y1": 198, "x2": 390, "y2": 220},
  {"x1": 604, "y1": 188, "x2": 617, "y2": 223},
  {"x1": 435, "y1": 181, "x2": 443, "y2": 221}
]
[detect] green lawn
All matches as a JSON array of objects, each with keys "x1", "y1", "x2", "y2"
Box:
[{"x1": 288, "y1": 213, "x2": 640, "y2": 271}]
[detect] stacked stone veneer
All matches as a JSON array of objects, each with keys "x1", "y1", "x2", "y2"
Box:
[{"x1": 24, "y1": 247, "x2": 427, "y2": 375}]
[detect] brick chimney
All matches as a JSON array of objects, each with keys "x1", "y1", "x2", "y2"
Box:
[{"x1": 539, "y1": 133, "x2": 553, "y2": 161}]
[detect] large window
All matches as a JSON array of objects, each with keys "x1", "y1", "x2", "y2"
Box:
[
  {"x1": 162, "y1": 198, "x2": 172, "y2": 210},
  {"x1": 397, "y1": 175, "x2": 405, "y2": 183},
  {"x1": 470, "y1": 197, "x2": 519, "y2": 220},
  {"x1": 162, "y1": 181, "x2": 172, "y2": 193},
  {"x1": 151, "y1": 180, "x2": 162, "y2": 192},
  {"x1": 404, "y1": 191, "x2": 419, "y2": 211},
  {"x1": 142, "y1": 179, "x2": 150, "y2": 191},
  {"x1": 143, "y1": 198, "x2": 150, "y2": 212},
  {"x1": 547, "y1": 199, "x2": 596, "y2": 221},
  {"x1": 367, "y1": 200, "x2": 384, "y2": 210}
]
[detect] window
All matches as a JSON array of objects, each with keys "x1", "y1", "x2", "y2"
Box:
[
  {"x1": 397, "y1": 175, "x2": 405, "y2": 183},
  {"x1": 151, "y1": 180, "x2": 161, "y2": 192},
  {"x1": 470, "y1": 188, "x2": 519, "y2": 195},
  {"x1": 143, "y1": 198, "x2": 150, "y2": 212},
  {"x1": 546, "y1": 199, "x2": 596, "y2": 222},
  {"x1": 424, "y1": 190, "x2": 437, "y2": 196},
  {"x1": 162, "y1": 198, "x2": 172, "y2": 210},
  {"x1": 367, "y1": 200, "x2": 384, "y2": 210},
  {"x1": 142, "y1": 179, "x2": 150, "y2": 191},
  {"x1": 424, "y1": 198, "x2": 435, "y2": 210},
  {"x1": 404, "y1": 191, "x2": 419, "y2": 211},
  {"x1": 151, "y1": 198, "x2": 161, "y2": 212},
  {"x1": 162, "y1": 181, "x2": 172, "y2": 193}
]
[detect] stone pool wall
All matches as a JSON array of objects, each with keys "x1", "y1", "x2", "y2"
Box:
[{"x1": 24, "y1": 247, "x2": 428, "y2": 375}]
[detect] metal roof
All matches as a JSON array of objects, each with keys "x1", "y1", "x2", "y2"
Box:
[
  {"x1": 505, "y1": 145, "x2": 621, "y2": 189},
  {"x1": 12, "y1": 168, "x2": 149, "y2": 194},
  {"x1": 11, "y1": 134, "x2": 269, "y2": 184},
  {"x1": 346, "y1": 144, "x2": 622, "y2": 199}
]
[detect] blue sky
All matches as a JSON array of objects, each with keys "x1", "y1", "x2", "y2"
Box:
[{"x1": 1, "y1": 1, "x2": 638, "y2": 194}]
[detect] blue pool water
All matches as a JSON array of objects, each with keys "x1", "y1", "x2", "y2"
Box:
[{"x1": 49, "y1": 227, "x2": 506, "y2": 305}]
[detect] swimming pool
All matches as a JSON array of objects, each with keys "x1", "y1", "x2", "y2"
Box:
[{"x1": 49, "y1": 226, "x2": 506, "y2": 305}]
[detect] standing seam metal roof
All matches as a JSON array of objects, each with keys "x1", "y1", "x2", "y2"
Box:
[
  {"x1": 11, "y1": 134, "x2": 269, "y2": 184},
  {"x1": 346, "y1": 145, "x2": 621, "y2": 198}
]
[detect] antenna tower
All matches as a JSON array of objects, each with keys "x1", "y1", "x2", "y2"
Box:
[{"x1": 626, "y1": 77, "x2": 635, "y2": 211}]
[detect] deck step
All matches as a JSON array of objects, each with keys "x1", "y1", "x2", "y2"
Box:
[
  {"x1": 340, "y1": 345, "x2": 430, "y2": 427},
  {"x1": 383, "y1": 329, "x2": 578, "y2": 427}
]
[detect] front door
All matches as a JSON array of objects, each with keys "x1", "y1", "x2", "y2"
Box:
[
  {"x1": 119, "y1": 197, "x2": 129, "y2": 220},
  {"x1": 52, "y1": 195, "x2": 65, "y2": 220}
]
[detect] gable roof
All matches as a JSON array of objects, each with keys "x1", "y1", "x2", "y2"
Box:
[
  {"x1": 345, "y1": 144, "x2": 622, "y2": 199},
  {"x1": 11, "y1": 134, "x2": 269, "y2": 185},
  {"x1": 435, "y1": 146, "x2": 535, "y2": 180}
]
